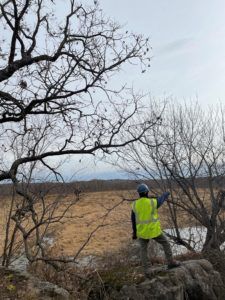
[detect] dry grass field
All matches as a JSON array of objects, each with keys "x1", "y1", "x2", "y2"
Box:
[
  {"x1": 52, "y1": 190, "x2": 135, "y2": 256},
  {"x1": 0, "y1": 190, "x2": 169, "y2": 257},
  {"x1": 0, "y1": 189, "x2": 200, "y2": 259}
]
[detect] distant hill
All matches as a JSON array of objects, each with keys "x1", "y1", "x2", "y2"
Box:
[
  {"x1": 0, "y1": 179, "x2": 140, "y2": 197},
  {"x1": 0, "y1": 176, "x2": 222, "y2": 198}
]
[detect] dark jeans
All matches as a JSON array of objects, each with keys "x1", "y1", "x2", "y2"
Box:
[{"x1": 139, "y1": 234, "x2": 173, "y2": 272}]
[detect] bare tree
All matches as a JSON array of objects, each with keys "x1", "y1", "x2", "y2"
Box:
[
  {"x1": 2, "y1": 178, "x2": 80, "y2": 267},
  {"x1": 118, "y1": 101, "x2": 225, "y2": 252},
  {"x1": 0, "y1": 0, "x2": 160, "y2": 266}
]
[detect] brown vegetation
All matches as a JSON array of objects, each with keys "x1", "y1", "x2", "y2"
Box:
[{"x1": 0, "y1": 189, "x2": 177, "y2": 259}]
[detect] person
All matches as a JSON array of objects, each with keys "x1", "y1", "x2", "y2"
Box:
[{"x1": 131, "y1": 183, "x2": 180, "y2": 276}]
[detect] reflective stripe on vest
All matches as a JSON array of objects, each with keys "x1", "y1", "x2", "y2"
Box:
[
  {"x1": 132, "y1": 198, "x2": 158, "y2": 224},
  {"x1": 132, "y1": 197, "x2": 162, "y2": 239}
]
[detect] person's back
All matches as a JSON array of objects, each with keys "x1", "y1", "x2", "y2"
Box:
[
  {"x1": 132, "y1": 196, "x2": 161, "y2": 239},
  {"x1": 131, "y1": 183, "x2": 180, "y2": 276}
]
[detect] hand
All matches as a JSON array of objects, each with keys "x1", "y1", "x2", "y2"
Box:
[{"x1": 164, "y1": 191, "x2": 170, "y2": 199}]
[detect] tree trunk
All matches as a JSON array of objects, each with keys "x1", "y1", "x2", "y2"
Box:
[{"x1": 202, "y1": 228, "x2": 220, "y2": 252}]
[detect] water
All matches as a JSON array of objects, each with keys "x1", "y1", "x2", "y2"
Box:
[{"x1": 165, "y1": 226, "x2": 207, "y2": 255}]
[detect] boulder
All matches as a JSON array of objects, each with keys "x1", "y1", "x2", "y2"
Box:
[
  {"x1": 26, "y1": 277, "x2": 71, "y2": 300},
  {"x1": 0, "y1": 267, "x2": 70, "y2": 299},
  {"x1": 106, "y1": 260, "x2": 225, "y2": 300}
]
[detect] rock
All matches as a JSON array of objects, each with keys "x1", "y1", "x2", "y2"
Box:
[
  {"x1": 10, "y1": 254, "x2": 29, "y2": 271},
  {"x1": 75, "y1": 255, "x2": 98, "y2": 268},
  {"x1": 107, "y1": 260, "x2": 225, "y2": 300},
  {"x1": 27, "y1": 278, "x2": 71, "y2": 300},
  {"x1": 0, "y1": 267, "x2": 71, "y2": 299}
]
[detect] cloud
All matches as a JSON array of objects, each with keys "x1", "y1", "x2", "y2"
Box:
[{"x1": 158, "y1": 37, "x2": 195, "y2": 56}]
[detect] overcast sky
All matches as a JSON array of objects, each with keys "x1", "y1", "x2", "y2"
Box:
[
  {"x1": 63, "y1": 0, "x2": 225, "y2": 180},
  {"x1": 99, "y1": 0, "x2": 225, "y2": 105}
]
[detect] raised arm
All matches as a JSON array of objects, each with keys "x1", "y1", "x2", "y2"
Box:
[{"x1": 157, "y1": 192, "x2": 170, "y2": 208}]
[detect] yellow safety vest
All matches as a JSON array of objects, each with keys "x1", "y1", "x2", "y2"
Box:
[{"x1": 132, "y1": 197, "x2": 162, "y2": 239}]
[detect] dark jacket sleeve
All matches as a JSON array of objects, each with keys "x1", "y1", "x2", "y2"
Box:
[
  {"x1": 157, "y1": 192, "x2": 170, "y2": 208},
  {"x1": 131, "y1": 210, "x2": 137, "y2": 237}
]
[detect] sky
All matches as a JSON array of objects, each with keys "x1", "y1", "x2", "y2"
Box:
[
  {"x1": 62, "y1": 0, "x2": 225, "y2": 180},
  {"x1": 99, "y1": 0, "x2": 225, "y2": 105},
  {"x1": 6, "y1": 0, "x2": 223, "y2": 181},
  {"x1": 65, "y1": 0, "x2": 225, "y2": 180}
]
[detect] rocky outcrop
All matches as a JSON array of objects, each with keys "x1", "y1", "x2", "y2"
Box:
[
  {"x1": 0, "y1": 267, "x2": 70, "y2": 299},
  {"x1": 1, "y1": 259, "x2": 224, "y2": 299},
  {"x1": 26, "y1": 278, "x2": 70, "y2": 300},
  {"x1": 104, "y1": 260, "x2": 225, "y2": 300}
]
